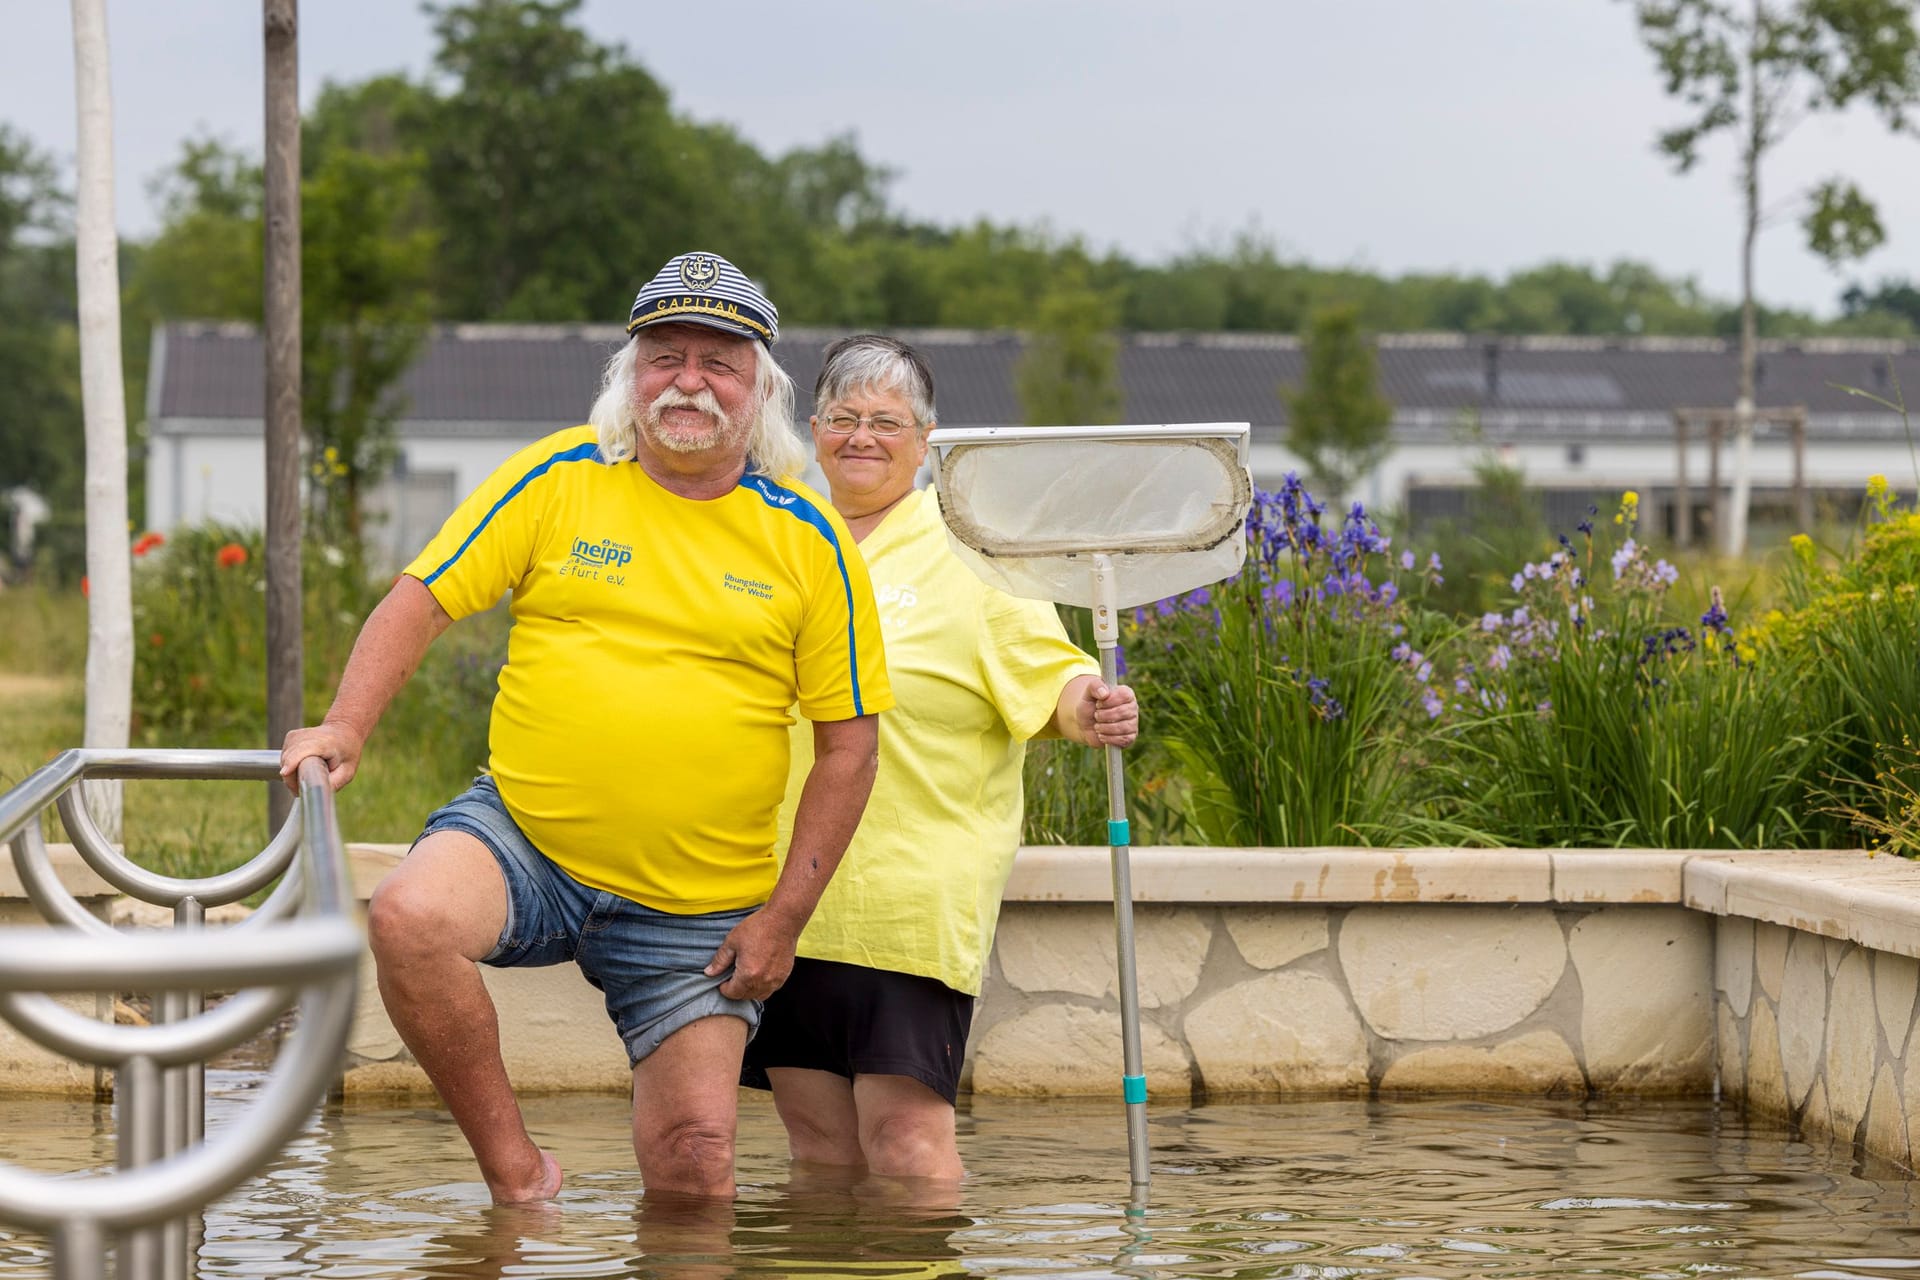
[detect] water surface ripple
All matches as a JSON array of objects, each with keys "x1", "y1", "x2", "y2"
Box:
[{"x1": 1, "y1": 1087, "x2": 1915, "y2": 1278}]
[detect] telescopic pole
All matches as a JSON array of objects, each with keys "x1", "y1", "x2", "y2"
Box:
[{"x1": 1091, "y1": 554, "x2": 1150, "y2": 1189}]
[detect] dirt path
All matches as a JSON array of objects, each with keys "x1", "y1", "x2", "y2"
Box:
[
  {"x1": 0, "y1": 673, "x2": 76, "y2": 701},
  {"x1": 0, "y1": 671, "x2": 74, "y2": 702}
]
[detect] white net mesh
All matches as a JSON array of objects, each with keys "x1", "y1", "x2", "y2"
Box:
[{"x1": 932, "y1": 426, "x2": 1252, "y2": 609}]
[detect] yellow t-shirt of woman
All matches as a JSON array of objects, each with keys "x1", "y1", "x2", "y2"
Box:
[{"x1": 776, "y1": 486, "x2": 1096, "y2": 994}]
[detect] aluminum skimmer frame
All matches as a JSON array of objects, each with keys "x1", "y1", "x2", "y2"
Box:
[{"x1": 933, "y1": 422, "x2": 1253, "y2": 1190}]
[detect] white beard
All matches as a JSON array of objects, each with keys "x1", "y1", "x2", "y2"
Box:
[{"x1": 639, "y1": 386, "x2": 752, "y2": 456}]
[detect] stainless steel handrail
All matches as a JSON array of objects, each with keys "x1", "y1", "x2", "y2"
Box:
[{"x1": 0, "y1": 749, "x2": 361, "y2": 1279}]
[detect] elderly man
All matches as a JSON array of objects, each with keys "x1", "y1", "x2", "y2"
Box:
[{"x1": 280, "y1": 251, "x2": 890, "y2": 1204}]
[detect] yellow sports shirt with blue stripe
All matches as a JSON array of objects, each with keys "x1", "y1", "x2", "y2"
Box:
[{"x1": 403, "y1": 425, "x2": 892, "y2": 913}]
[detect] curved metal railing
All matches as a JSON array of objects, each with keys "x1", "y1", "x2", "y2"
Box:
[{"x1": 0, "y1": 749, "x2": 361, "y2": 1280}]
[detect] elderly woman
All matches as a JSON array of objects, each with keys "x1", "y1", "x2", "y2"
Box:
[{"x1": 742, "y1": 334, "x2": 1138, "y2": 1180}]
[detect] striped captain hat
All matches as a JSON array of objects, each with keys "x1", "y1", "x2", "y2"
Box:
[{"x1": 626, "y1": 250, "x2": 779, "y2": 345}]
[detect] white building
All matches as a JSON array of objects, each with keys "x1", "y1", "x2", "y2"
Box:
[{"x1": 145, "y1": 322, "x2": 1915, "y2": 568}]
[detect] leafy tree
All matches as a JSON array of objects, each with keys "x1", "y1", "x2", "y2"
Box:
[
  {"x1": 1016, "y1": 279, "x2": 1122, "y2": 426},
  {"x1": 774, "y1": 133, "x2": 894, "y2": 235},
  {"x1": 420, "y1": 0, "x2": 692, "y2": 319},
  {"x1": 131, "y1": 131, "x2": 436, "y2": 548},
  {"x1": 1282, "y1": 305, "x2": 1394, "y2": 502},
  {"x1": 1630, "y1": 0, "x2": 1920, "y2": 553},
  {"x1": 1841, "y1": 276, "x2": 1920, "y2": 332},
  {"x1": 0, "y1": 126, "x2": 81, "y2": 514},
  {"x1": 303, "y1": 75, "x2": 434, "y2": 167},
  {"x1": 128, "y1": 136, "x2": 264, "y2": 322},
  {"x1": 301, "y1": 144, "x2": 437, "y2": 547}
]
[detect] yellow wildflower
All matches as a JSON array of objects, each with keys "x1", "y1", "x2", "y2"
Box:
[
  {"x1": 1866, "y1": 473, "x2": 1896, "y2": 521},
  {"x1": 1615, "y1": 490, "x2": 1639, "y2": 526},
  {"x1": 1790, "y1": 533, "x2": 1815, "y2": 567}
]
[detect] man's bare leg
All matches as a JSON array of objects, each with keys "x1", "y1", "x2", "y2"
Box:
[
  {"x1": 367, "y1": 830, "x2": 561, "y2": 1203},
  {"x1": 630, "y1": 1014, "x2": 751, "y2": 1197}
]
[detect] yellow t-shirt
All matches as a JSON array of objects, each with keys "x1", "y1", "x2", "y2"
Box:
[
  {"x1": 405, "y1": 425, "x2": 892, "y2": 913},
  {"x1": 776, "y1": 486, "x2": 1098, "y2": 994}
]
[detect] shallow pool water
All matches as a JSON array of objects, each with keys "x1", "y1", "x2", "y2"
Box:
[{"x1": 1, "y1": 1077, "x2": 1916, "y2": 1278}]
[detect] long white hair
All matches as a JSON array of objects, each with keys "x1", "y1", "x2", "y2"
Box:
[{"x1": 588, "y1": 336, "x2": 804, "y2": 480}]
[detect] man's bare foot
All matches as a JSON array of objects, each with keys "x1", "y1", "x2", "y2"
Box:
[{"x1": 490, "y1": 1149, "x2": 563, "y2": 1205}]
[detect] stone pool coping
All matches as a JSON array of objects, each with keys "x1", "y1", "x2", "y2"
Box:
[
  {"x1": 25, "y1": 840, "x2": 1920, "y2": 934},
  {"x1": 16, "y1": 839, "x2": 1916, "y2": 958},
  {"x1": 994, "y1": 846, "x2": 1920, "y2": 959}
]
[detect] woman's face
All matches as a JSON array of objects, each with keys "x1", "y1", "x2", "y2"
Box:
[{"x1": 810, "y1": 383, "x2": 929, "y2": 511}]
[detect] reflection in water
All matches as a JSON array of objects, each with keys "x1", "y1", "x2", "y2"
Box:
[{"x1": 0, "y1": 1089, "x2": 1915, "y2": 1277}]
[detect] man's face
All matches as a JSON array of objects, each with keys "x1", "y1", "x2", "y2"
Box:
[{"x1": 631, "y1": 325, "x2": 760, "y2": 458}]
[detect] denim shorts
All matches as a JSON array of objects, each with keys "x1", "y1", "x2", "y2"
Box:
[{"x1": 416, "y1": 775, "x2": 762, "y2": 1067}]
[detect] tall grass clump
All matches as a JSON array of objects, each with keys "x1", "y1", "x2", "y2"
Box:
[
  {"x1": 1121, "y1": 474, "x2": 1454, "y2": 846},
  {"x1": 1764, "y1": 475, "x2": 1920, "y2": 848},
  {"x1": 1433, "y1": 493, "x2": 1830, "y2": 848}
]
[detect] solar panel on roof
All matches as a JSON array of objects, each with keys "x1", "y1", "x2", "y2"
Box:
[{"x1": 1422, "y1": 369, "x2": 1625, "y2": 406}]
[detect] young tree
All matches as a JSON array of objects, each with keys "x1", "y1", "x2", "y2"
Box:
[
  {"x1": 71, "y1": 0, "x2": 132, "y2": 838},
  {"x1": 1016, "y1": 281, "x2": 1123, "y2": 426},
  {"x1": 1630, "y1": 0, "x2": 1920, "y2": 553},
  {"x1": 1282, "y1": 305, "x2": 1395, "y2": 503}
]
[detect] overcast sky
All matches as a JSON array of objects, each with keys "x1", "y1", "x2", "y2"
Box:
[{"x1": 5, "y1": 0, "x2": 1919, "y2": 318}]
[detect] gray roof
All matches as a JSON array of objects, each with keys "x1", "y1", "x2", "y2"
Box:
[{"x1": 151, "y1": 322, "x2": 1920, "y2": 441}]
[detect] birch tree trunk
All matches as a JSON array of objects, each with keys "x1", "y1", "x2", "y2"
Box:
[{"x1": 71, "y1": 0, "x2": 130, "y2": 840}]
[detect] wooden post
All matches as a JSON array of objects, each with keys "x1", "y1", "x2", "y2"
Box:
[
  {"x1": 1673, "y1": 410, "x2": 1691, "y2": 548},
  {"x1": 264, "y1": 0, "x2": 303, "y2": 829},
  {"x1": 1706, "y1": 412, "x2": 1724, "y2": 551},
  {"x1": 1791, "y1": 407, "x2": 1811, "y2": 532}
]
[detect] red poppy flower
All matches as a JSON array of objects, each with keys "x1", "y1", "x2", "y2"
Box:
[
  {"x1": 132, "y1": 531, "x2": 165, "y2": 557},
  {"x1": 215, "y1": 543, "x2": 249, "y2": 569}
]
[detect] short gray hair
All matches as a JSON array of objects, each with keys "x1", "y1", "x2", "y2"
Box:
[
  {"x1": 587, "y1": 337, "x2": 805, "y2": 480},
  {"x1": 813, "y1": 334, "x2": 936, "y2": 428}
]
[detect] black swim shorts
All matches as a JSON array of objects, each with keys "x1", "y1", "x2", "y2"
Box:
[{"x1": 742, "y1": 957, "x2": 975, "y2": 1104}]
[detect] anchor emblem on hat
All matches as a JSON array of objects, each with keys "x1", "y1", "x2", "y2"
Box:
[{"x1": 678, "y1": 254, "x2": 720, "y2": 292}]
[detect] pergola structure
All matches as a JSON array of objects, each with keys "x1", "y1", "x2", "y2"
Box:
[{"x1": 1670, "y1": 406, "x2": 1811, "y2": 549}]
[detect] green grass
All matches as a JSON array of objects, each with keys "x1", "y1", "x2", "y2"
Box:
[
  {"x1": 0, "y1": 587, "x2": 87, "y2": 678},
  {"x1": 1, "y1": 583, "x2": 501, "y2": 881}
]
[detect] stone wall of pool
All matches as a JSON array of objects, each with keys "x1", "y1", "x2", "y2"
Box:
[{"x1": 8, "y1": 843, "x2": 1919, "y2": 1172}]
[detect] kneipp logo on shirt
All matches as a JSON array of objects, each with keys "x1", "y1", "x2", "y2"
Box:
[{"x1": 562, "y1": 535, "x2": 634, "y2": 584}]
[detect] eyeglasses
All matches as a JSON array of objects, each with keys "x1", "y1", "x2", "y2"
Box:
[{"x1": 821, "y1": 412, "x2": 914, "y2": 438}]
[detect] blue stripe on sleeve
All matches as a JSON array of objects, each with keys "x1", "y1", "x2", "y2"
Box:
[
  {"x1": 422, "y1": 441, "x2": 602, "y2": 587},
  {"x1": 737, "y1": 474, "x2": 866, "y2": 716}
]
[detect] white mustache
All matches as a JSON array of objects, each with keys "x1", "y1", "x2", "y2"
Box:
[{"x1": 647, "y1": 387, "x2": 726, "y2": 422}]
